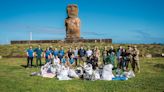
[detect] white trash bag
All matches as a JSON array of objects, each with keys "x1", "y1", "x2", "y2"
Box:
[
  {"x1": 92, "y1": 69, "x2": 101, "y2": 80},
  {"x1": 41, "y1": 62, "x2": 51, "y2": 75},
  {"x1": 57, "y1": 66, "x2": 72, "y2": 80},
  {"x1": 68, "y1": 69, "x2": 79, "y2": 78},
  {"x1": 76, "y1": 67, "x2": 83, "y2": 77},
  {"x1": 83, "y1": 64, "x2": 93, "y2": 80},
  {"x1": 102, "y1": 64, "x2": 115, "y2": 80},
  {"x1": 94, "y1": 69, "x2": 101, "y2": 80},
  {"x1": 40, "y1": 62, "x2": 56, "y2": 78},
  {"x1": 123, "y1": 70, "x2": 135, "y2": 78}
]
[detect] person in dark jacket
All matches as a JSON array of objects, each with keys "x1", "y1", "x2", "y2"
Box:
[
  {"x1": 116, "y1": 46, "x2": 123, "y2": 69},
  {"x1": 90, "y1": 54, "x2": 98, "y2": 70},
  {"x1": 102, "y1": 46, "x2": 108, "y2": 65},
  {"x1": 108, "y1": 45, "x2": 116, "y2": 55},
  {"x1": 78, "y1": 46, "x2": 86, "y2": 65},
  {"x1": 67, "y1": 48, "x2": 73, "y2": 59},
  {"x1": 120, "y1": 49, "x2": 127, "y2": 71}
]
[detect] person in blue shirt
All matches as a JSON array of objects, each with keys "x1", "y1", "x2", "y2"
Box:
[
  {"x1": 26, "y1": 46, "x2": 34, "y2": 67},
  {"x1": 61, "y1": 55, "x2": 69, "y2": 66},
  {"x1": 68, "y1": 55, "x2": 75, "y2": 67},
  {"x1": 44, "y1": 47, "x2": 52, "y2": 63},
  {"x1": 34, "y1": 45, "x2": 43, "y2": 67},
  {"x1": 49, "y1": 46, "x2": 54, "y2": 63},
  {"x1": 58, "y1": 46, "x2": 65, "y2": 60},
  {"x1": 53, "y1": 48, "x2": 59, "y2": 57}
]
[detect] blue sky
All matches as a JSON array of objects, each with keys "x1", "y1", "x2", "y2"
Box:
[{"x1": 0, "y1": 0, "x2": 164, "y2": 44}]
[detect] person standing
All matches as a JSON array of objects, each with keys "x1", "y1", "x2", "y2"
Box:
[
  {"x1": 120, "y1": 49, "x2": 127, "y2": 71},
  {"x1": 58, "y1": 46, "x2": 65, "y2": 61},
  {"x1": 67, "y1": 48, "x2": 73, "y2": 59},
  {"x1": 34, "y1": 45, "x2": 43, "y2": 67},
  {"x1": 53, "y1": 48, "x2": 59, "y2": 57},
  {"x1": 105, "y1": 53, "x2": 112, "y2": 65},
  {"x1": 73, "y1": 47, "x2": 79, "y2": 66},
  {"x1": 116, "y1": 46, "x2": 123, "y2": 69},
  {"x1": 108, "y1": 45, "x2": 116, "y2": 67},
  {"x1": 49, "y1": 46, "x2": 54, "y2": 63},
  {"x1": 102, "y1": 46, "x2": 108, "y2": 65},
  {"x1": 26, "y1": 46, "x2": 34, "y2": 67},
  {"x1": 86, "y1": 47, "x2": 93, "y2": 58},
  {"x1": 93, "y1": 46, "x2": 100, "y2": 65},
  {"x1": 78, "y1": 46, "x2": 86, "y2": 65},
  {"x1": 126, "y1": 46, "x2": 133, "y2": 70},
  {"x1": 108, "y1": 45, "x2": 116, "y2": 55},
  {"x1": 44, "y1": 47, "x2": 52, "y2": 63},
  {"x1": 132, "y1": 46, "x2": 140, "y2": 73}
]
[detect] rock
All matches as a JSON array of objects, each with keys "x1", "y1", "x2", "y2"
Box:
[
  {"x1": 146, "y1": 54, "x2": 152, "y2": 58},
  {"x1": 0, "y1": 56, "x2": 2, "y2": 59}
]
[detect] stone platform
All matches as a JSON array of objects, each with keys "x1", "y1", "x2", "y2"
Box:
[{"x1": 10, "y1": 38, "x2": 112, "y2": 44}]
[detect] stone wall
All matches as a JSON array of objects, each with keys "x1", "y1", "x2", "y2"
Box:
[{"x1": 10, "y1": 39, "x2": 112, "y2": 44}]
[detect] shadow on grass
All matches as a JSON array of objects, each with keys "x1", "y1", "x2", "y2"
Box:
[
  {"x1": 20, "y1": 64, "x2": 44, "y2": 68},
  {"x1": 154, "y1": 64, "x2": 164, "y2": 69},
  {"x1": 21, "y1": 65, "x2": 28, "y2": 68}
]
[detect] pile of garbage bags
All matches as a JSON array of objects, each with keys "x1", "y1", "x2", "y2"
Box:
[{"x1": 30, "y1": 63, "x2": 135, "y2": 81}]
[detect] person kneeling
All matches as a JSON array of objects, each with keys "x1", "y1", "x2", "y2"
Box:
[
  {"x1": 53, "y1": 56, "x2": 60, "y2": 65},
  {"x1": 68, "y1": 55, "x2": 76, "y2": 68}
]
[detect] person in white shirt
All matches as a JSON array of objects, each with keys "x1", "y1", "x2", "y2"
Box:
[
  {"x1": 86, "y1": 47, "x2": 93, "y2": 58},
  {"x1": 73, "y1": 47, "x2": 79, "y2": 66},
  {"x1": 53, "y1": 56, "x2": 60, "y2": 65}
]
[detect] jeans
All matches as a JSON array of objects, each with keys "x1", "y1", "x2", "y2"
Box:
[{"x1": 27, "y1": 57, "x2": 33, "y2": 67}]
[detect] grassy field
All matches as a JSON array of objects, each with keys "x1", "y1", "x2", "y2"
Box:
[
  {"x1": 0, "y1": 43, "x2": 164, "y2": 57},
  {"x1": 0, "y1": 57, "x2": 164, "y2": 92}
]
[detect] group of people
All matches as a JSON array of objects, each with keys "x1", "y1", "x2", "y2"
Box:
[
  {"x1": 102, "y1": 45, "x2": 140, "y2": 73},
  {"x1": 26, "y1": 45, "x2": 140, "y2": 73}
]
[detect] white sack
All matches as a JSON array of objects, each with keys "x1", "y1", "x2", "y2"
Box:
[
  {"x1": 68, "y1": 69, "x2": 79, "y2": 78},
  {"x1": 57, "y1": 66, "x2": 71, "y2": 80},
  {"x1": 102, "y1": 64, "x2": 115, "y2": 80}
]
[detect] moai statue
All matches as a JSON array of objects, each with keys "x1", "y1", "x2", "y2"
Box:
[{"x1": 65, "y1": 4, "x2": 81, "y2": 40}]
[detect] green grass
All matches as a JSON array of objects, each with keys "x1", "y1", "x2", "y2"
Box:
[
  {"x1": 0, "y1": 58, "x2": 164, "y2": 92},
  {"x1": 0, "y1": 43, "x2": 164, "y2": 57}
]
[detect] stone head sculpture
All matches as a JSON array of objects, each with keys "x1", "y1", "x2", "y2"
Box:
[
  {"x1": 67, "y1": 4, "x2": 78, "y2": 18},
  {"x1": 65, "y1": 4, "x2": 80, "y2": 39}
]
